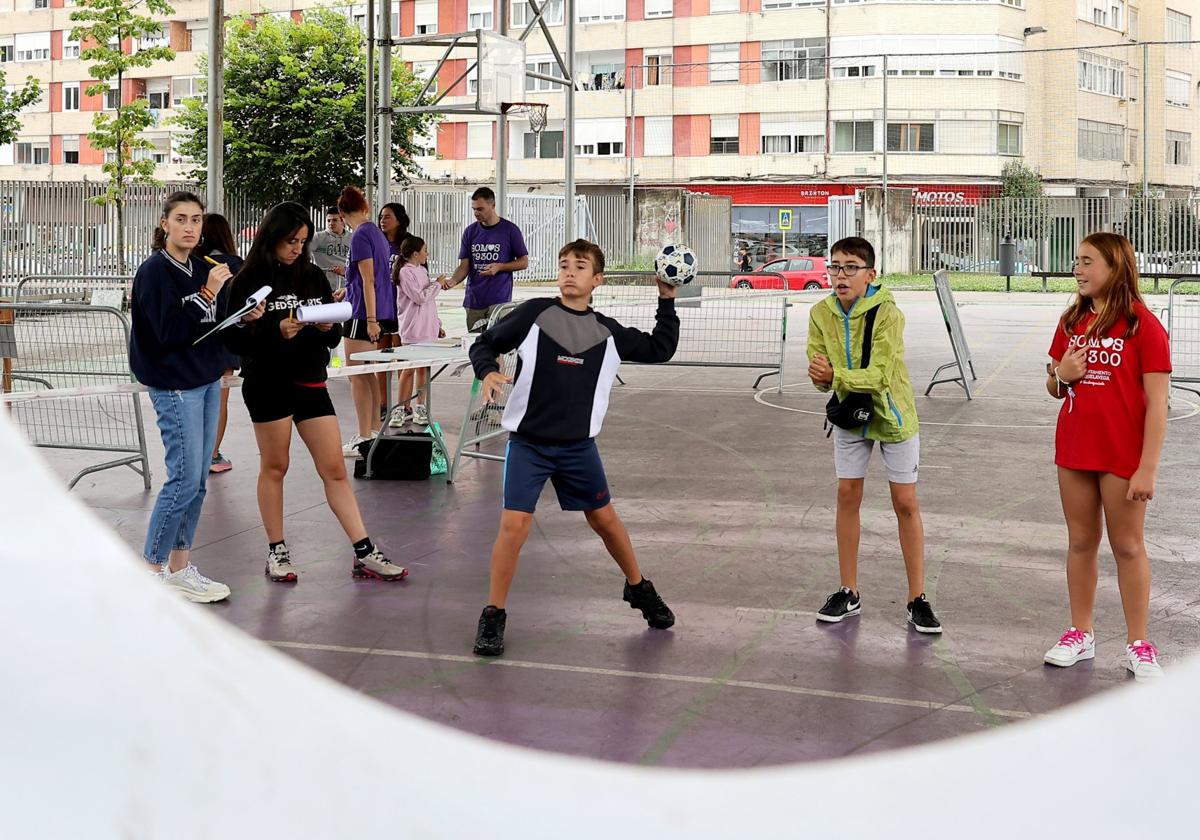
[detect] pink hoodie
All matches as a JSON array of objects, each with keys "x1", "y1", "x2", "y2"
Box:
[{"x1": 397, "y1": 262, "x2": 443, "y2": 344}]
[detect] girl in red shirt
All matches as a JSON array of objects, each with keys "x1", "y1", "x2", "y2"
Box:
[{"x1": 1043, "y1": 232, "x2": 1171, "y2": 680}]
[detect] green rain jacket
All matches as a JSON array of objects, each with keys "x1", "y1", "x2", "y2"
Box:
[{"x1": 806, "y1": 285, "x2": 919, "y2": 443}]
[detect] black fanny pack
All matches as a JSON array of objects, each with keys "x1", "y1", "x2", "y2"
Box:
[{"x1": 825, "y1": 305, "x2": 880, "y2": 434}]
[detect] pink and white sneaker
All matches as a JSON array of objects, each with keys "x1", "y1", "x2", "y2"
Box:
[
  {"x1": 1044, "y1": 627, "x2": 1095, "y2": 667},
  {"x1": 1124, "y1": 640, "x2": 1164, "y2": 681}
]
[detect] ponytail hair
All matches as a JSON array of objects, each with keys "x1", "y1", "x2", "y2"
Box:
[
  {"x1": 336, "y1": 185, "x2": 368, "y2": 216},
  {"x1": 153, "y1": 191, "x2": 205, "y2": 251},
  {"x1": 393, "y1": 235, "x2": 426, "y2": 285}
]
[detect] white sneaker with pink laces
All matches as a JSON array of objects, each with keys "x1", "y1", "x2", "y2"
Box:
[
  {"x1": 1044, "y1": 627, "x2": 1095, "y2": 667},
  {"x1": 1124, "y1": 640, "x2": 1163, "y2": 680}
]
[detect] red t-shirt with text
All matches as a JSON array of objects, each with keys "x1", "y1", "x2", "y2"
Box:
[{"x1": 1048, "y1": 302, "x2": 1171, "y2": 478}]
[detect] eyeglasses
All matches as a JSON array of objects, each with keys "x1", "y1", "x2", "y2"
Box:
[{"x1": 827, "y1": 264, "x2": 870, "y2": 277}]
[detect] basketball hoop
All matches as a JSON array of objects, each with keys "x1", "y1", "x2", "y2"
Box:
[{"x1": 502, "y1": 101, "x2": 549, "y2": 137}]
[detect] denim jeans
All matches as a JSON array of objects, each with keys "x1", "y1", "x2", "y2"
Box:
[{"x1": 143, "y1": 381, "x2": 221, "y2": 564}]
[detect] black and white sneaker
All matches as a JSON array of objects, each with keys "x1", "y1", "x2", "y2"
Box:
[
  {"x1": 473, "y1": 605, "x2": 507, "y2": 656},
  {"x1": 816, "y1": 587, "x2": 861, "y2": 622},
  {"x1": 907, "y1": 594, "x2": 943, "y2": 634},
  {"x1": 623, "y1": 578, "x2": 675, "y2": 629}
]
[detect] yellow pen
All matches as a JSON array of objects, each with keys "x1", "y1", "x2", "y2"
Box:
[{"x1": 202, "y1": 255, "x2": 220, "y2": 266}]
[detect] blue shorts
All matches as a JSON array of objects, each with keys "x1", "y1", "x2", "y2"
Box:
[{"x1": 503, "y1": 436, "x2": 611, "y2": 513}]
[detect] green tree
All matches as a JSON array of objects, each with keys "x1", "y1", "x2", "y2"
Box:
[
  {"x1": 1121, "y1": 183, "x2": 1168, "y2": 257},
  {"x1": 985, "y1": 160, "x2": 1049, "y2": 241},
  {"x1": 175, "y1": 10, "x2": 436, "y2": 209},
  {"x1": 0, "y1": 70, "x2": 42, "y2": 147},
  {"x1": 70, "y1": 0, "x2": 177, "y2": 272}
]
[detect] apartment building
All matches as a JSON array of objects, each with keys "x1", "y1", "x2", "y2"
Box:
[{"x1": 2, "y1": 2, "x2": 1196, "y2": 227}]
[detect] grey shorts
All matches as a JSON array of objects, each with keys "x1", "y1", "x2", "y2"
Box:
[
  {"x1": 833, "y1": 427, "x2": 920, "y2": 484},
  {"x1": 466, "y1": 305, "x2": 500, "y2": 333}
]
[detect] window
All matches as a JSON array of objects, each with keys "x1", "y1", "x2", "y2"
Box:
[
  {"x1": 1167, "y1": 10, "x2": 1191, "y2": 42},
  {"x1": 848, "y1": 35, "x2": 1022, "y2": 80},
  {"x1": 139, "y1": 26, "x2": 169, "y2": 51},
  {"x1": 467, "y1": 122, "x2": 491, "y2": 158},
  {"x1": 1077, "y1": 119, "x2": 1123, "y2": 160},
  {"x1": 1128, "y1": 7, "x2": 1138, "y2": 38},
  {"x1": 645, "y1": 0, "x2": 672, "y2": 17},
  {"x1": 525, "y1": 56, "x2": 562, "y2": 91},
  {"x1": 15, "y1": 32, "x2": 51, "y2": 62},
  {"x1": 574, "y1": 117, "x2": 625, "y2": 156},
  {"x1": 833, "y1": 120, "x2": 874, "y2": 152},
  {"x1": 1080, "y1": 0, "x2": 1124, "y2": 30},
  {"x1": 63, "y1": 83, "x2": 80, "y2": 111},
  {"x1": 887, "y1": 122, "x2": 934, "y2": 152},
  {"x1": 644, "y1": 52, "x2": 672, "y2": 86},
  {"x1": 63, "y1": 38, "x2": 80, "y2": 59},
  {"x1": 762, "y1": 39, "x2": 826, "y2": 82},
  {"x1": 413, "y1": 126, "x2": 437, "y2": 158},
  {"x1": 1078, "y1": 51, "x2": 1125, "y2": 97},
  {"x1": 147, "y1": 78, "x2": 170, "y2": 110},
  {"x1": 708, "y1": 43, "x2": 739, "y2": 84},
  {"x1": 468, "y1": 0, "x2": 493, "y2": 30},
  {"x1": 760, "y1": 115, "x2": 824, "y2": 154},
  {"x1": 35, "y1": 0, "x2": 50, "y2": 8},
  {"x1": 63, "y1": 135, "x2": 80, "y2": 165},
  {"x1": 0, "y1": 44, "x2": 12, "y2": 64},
  {"x1": 1166, "y1": 70, "x2": 1191, "y2": 107},
  {"x1": 416, "y1": 0, "x2": 437, "y2": 35},
  {"x1": 104, "y1": 86, "x2": 121, "y2": 110},
  {"x1": 709, "y1": 115, "x2": 739, "y2": 155},
  {"x1": 187, "y1": 21, "x2": 209, "y2": 51},
  {"x1": 763, "y1": 1, "x2": 824, "y2": 8},
  {"x1": 16, "y1": 142, "x2": 50, "y2": 165},
  {"x1": 171, "y1": 76, "x2": 205, "y2": 107},
  {"x1": 710, "y1": 0, "x2": 739, "y2": 11},
  {"x1": 998, "y1": 122, "x2": 1021, "y2": 155},
  {"x1": 644, "y1": 116, "x2": 672, "y2": 157},
  {"x1": 577, "y1": 0, "x2": 625, "y2": 23},
  {"x1": 522, "y1": 129, "x2": 564, "y2": 159},
  {"x1": 513, "y1": 0, "x2": 563, "y2": 26},
  {"x1": 581, "y1": 53, "x2": 624, "y2": 90},
  {"x1": 467, "y1": 64, "x2": 478, "y2": 95},
  {"x1": 1167, "y1": 130, "x2": 1191, "y2": 166},
  {"x1": 832, "y1": 64, "x2": 876, "y2": 79}
]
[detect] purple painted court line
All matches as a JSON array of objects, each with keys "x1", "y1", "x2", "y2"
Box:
[{"x1": 53, "y1": 293, "x2": 1200, "y2": 768}]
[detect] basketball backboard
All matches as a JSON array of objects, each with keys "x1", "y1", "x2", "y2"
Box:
[
  {"x1": 477, "y1": 30, "x2": 526, "y2": 115},
  {"x1": 392, "y1": 29, "x2": 527, "y2": 116}
]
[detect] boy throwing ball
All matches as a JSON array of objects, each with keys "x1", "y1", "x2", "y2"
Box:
[{"x1": 468, "y1": 240, "x2": 680, "y2": 656}]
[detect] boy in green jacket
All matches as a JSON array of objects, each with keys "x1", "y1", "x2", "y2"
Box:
[{"x1": 806, "y1": 237, "x2": 942, "y2": 633}]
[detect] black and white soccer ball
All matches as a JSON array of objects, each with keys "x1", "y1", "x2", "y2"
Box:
[{"x1": 654, "y1": 244, "x2": 698, "y2": 287}]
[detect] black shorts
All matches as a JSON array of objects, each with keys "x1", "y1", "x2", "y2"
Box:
[
  {"x1": 344, "y1": 318, "x2": 399, "y2": 342},
  {"x1": 242, "y1": 377, "x2": 336, "y2": 425}
]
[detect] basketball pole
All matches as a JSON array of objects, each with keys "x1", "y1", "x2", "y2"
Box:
[
  {"x1": 206, "y1": 0, "x2": 225, "y2": 213},
  {"x1": 497, "y1": 0, "x2": 510, "y2": 217},
  {"x1": 378, "y1": 0, "x2": 393, "y2": 207},
  {"x1": 564, "y1": 0, "x2": 576, "y2": 243}
]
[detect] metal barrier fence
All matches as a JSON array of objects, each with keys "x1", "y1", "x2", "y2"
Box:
[
  {"x1": 1167, "y1": 277, "x2": 1200, "y2": 399},
  {"x1": 0, "y1": 301, "x2": 150, "y2": 490},
  {"x1": 592, "y1": 270, "x2": 791, "y2": 391},
  {"x1": 448, "y1": 302, "x2": 522, "y2": 482},
  {"x1": 10, "y1": 274, "x2": 136, "y2": 307}
]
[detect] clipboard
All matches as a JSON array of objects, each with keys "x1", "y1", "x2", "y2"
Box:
[{"x1": 192, "y1": 285, "x2": 272, "y2": 345}]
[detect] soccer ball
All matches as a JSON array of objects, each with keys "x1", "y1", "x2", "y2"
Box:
[{"x1": 654, "y1": 244, "x2": 698, "y2": 287}]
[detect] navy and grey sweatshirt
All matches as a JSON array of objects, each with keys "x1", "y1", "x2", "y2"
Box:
[
  {"x1": 128, "y1": 250, "x2": 230, "y2": 390},
  {"x1": 222, "y1": 262, "x2": 342, "y2": 385},
  {"x1": 469, "y1": 297, "x2": 679, "y2": 442}
]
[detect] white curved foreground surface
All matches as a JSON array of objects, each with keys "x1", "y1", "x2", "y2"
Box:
[{"x1": 0, "y1": 411, "x2": 1191, "y2": 838}]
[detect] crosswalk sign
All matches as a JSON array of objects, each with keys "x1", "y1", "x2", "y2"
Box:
[{"x1": 779, "y1": 209, "x2": 793, "y2": 231}]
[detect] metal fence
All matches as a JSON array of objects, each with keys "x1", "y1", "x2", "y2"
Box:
[
  {"x1": 1167, "y1": 276, "x2": 1200, "y2": 399},
  {"x1": 0, "y1": 300, "x2": 150, "y2": 490},
  {"x1": 592, "y1": 270, "x2": 790, "y2": 391},
  {"x1": 449, "y1": 301, "x2": 521, "y2": 481},
  {"x1": 915, "y1": 196, "x2": 1200, "y2": 275}
]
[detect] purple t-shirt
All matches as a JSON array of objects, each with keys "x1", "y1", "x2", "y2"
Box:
[
  {"x1": 345, "y1": 222, "x2": 397, "y2": 321},
  {"x1": 457, "y1": 218, "x2": 528, "y2": 309}
]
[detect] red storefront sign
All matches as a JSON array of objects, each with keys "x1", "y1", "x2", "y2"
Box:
[{"x1": 685, "y1": 184, "x2": 999, "y2": 206}]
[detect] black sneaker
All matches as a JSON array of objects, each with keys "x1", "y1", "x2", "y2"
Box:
[
  {"x1": 473, "y1": 605, "x2": 506, "y2": 656},
  {"x1": 816, "y1": 587, "x2": 861, "y2": 623},
  {"x1": 907, "y1": 594, "x2": 943, "y2": 634},
  {"x1": 623, "y1": 578, "x2": 675, "y2": 629}
]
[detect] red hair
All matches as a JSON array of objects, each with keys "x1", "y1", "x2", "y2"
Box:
[
  {"x1": 1062, "y1": 232, "x2": 1143, "y2": 339},
  {"x1": 336, "y1": 185, "x2": 368, "y2": 215}
]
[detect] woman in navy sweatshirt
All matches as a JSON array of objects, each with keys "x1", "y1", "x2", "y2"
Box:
[
  {"x1": 129, "y1": 191, "x2": 261, "y2": 604},
  {"x1": 222, "y1": 202, "x2": 408, "y2": 584}
]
